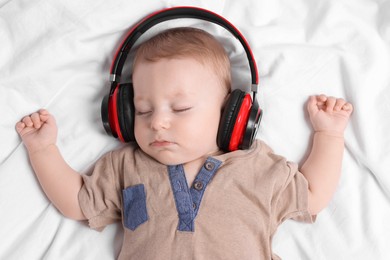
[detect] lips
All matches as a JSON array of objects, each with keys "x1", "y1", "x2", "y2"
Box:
[{"x1": 150, "y1": 140, "x2": 174, "y2": 147}]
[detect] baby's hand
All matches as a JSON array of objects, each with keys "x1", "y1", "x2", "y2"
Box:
[
  {"x1": 307, "y1": 95, "x2": 353, "y2": 136},
  {"x1": 16, "y1": 109, "x2": 58, "y2": 154}
]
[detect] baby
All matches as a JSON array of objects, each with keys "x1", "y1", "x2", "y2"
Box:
[{"x1": 16, "y1": 27, "x2": 353, "y2": 259}]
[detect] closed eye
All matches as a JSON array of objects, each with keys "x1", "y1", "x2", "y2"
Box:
[
  {"x1": 173, "y1": 107, "x2": 192, "y2": 113},
  {"x1": 135, "y1": 110, "x2": 152, "y2": 116}
]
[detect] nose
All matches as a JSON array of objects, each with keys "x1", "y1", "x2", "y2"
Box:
[{"x1": 150, "y1": 110, "x2": 170, "y2": 131}]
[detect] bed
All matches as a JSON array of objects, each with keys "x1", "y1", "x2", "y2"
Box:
[{"x1": 1, "y1": 0, "x2": 389, "y2": 259}]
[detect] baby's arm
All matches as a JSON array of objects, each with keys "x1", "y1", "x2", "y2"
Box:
[
  {"x1": 300, "y1": 95, "x2": 353, "y2": 215},
  {"x1": 16, "y1": 109, "x2": 86, "y2": 220}
]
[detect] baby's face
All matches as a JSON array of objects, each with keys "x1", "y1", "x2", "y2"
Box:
[{"x1": 132, "y1": 57, "x2": 226, "y2": 165}]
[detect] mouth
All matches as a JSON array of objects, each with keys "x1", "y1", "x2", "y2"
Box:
[{"x1": 150, "y1": 140, "x2": 175, "y2": 147}]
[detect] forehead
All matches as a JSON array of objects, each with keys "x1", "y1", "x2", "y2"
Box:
[
  {"x1": 133, "y1": 58, "x2": 218, "y2": 90},
  {"x1": 133, "y1": 58, "x2": 223, "y2": 101}
]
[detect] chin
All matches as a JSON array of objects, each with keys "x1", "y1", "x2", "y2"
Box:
[
  {"x1": 147, "y1": 151, "x2": 185, "y2": 166},
  {"x1": 153, "y1": 156, "x2": 184, "y2": 166}
]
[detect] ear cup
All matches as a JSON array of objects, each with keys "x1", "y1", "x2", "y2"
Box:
[
  {"x1": 117, "y1": 83, "x2": 135, "y2": 142},
  {"x1": 241, "y1": 99, "x2": 262, "y2": 149},
  {"x1": 228, "y1": 93, "x2": 252, "y2": 151},
  {"x1": 101, "y1": 94, "x2": 112, "y2": 136},
  {"x1": 101, "y1": 83, "x2": 121, "y2": 139},
  {"x1": 217, "y1": 89, "x2": 245, "y2": 151}
]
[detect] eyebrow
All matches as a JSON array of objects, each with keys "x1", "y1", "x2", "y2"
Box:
[{"x1": 133, "y1": 87, "x2": 195, "y2": 103}]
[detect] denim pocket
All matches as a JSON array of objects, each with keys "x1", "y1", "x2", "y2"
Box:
[{"x1": 122, "y1": 184, "x2": 148, "y2": 231}]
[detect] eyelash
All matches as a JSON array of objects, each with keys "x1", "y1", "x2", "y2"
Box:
[
  {"x1": 135, "y1": 107, "x2": 192, "y2": 116},
  {"x1": 173, "y1": 107, "x2": 192, "y2": 113},
  {"x1": 135, "y1": 111, "x2": 151, "y2": 116}
]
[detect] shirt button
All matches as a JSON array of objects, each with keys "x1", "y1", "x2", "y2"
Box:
[
  {"x1": 192, "y1": 203, "x2": 197, "y2": 210},
  {"x1": 204, "y1": 161, "x2": 215, "y2": 171},
  {"x1": 193, "y1": 181, "x2": 204, "y2": 191}
]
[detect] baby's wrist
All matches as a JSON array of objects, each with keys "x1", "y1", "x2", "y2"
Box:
[
  {"x1": 314, "y1": 130, "x2": 344, "y2": 138},
  {"x1": 27, "y1": 143, "x2": 57, "y2": 156}
]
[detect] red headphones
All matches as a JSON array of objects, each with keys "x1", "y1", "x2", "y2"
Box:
[{"x1": 101, "y1": 6, "x2": 262, "y2": 151}]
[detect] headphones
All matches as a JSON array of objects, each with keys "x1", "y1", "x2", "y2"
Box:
[{"x1": 101, "y1": 6, "x2": 262, "y2": 151}]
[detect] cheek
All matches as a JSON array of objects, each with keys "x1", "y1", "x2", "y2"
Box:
[
  {"x1": 183, "y1": 111, "x2": 221, "y2": 141},
  {"x1": 134, "y1": 119, "x2": 146, "y2": 144}
]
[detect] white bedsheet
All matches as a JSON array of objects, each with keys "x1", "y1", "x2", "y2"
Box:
[{"x1": 1, "y1": 0, "x2": 390, "y2": 259}]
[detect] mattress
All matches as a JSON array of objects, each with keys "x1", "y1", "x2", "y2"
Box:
[{"x1": 1, "y1": 0, "x2": 389, "y2": 259}]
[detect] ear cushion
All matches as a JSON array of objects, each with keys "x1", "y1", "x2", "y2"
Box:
[
  {"x1": 101, "y1": 94, "x2": 112, "y2": 136},
  {"x1": 117, "y1": 83, "x2": 135, "y2": 142},
  {"x1": 102, "y1": 83, "x2": 121, "y2": 139},
  {"x1": 241, "y1": 99, "x2": 262, "y2": 149},
  {"x1": 228, "y1": 94, "x2": 252, "y2": 151},
  {"x1": 217, "y1": 89, "x2": 245, "y2": 151}
]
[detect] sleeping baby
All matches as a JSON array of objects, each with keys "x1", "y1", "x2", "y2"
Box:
[{"x1": 15, "y1": 11, "x2": 353, "y2": 259}]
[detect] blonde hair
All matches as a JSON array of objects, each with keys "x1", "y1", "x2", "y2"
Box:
[{"x1": 132, "y1": 27, "x2": 231, "y2": 94}]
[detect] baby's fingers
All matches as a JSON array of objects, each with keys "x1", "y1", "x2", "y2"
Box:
[
  {"x1": 31, "y1": 112, "x2": 42, "y2": 128},
  {"x1": 307, "y1": 96, "x2": 319, "y2": 115},
  {"x1": 334, "y1": 99, "x2": 353, "y2": 113},
  {"x1": 15, "y1": 120, "x2": 34, "y2": 137},
  {"x1": 342, "y1": 102, "x2": 353, "y2": 113},
  {"x1": 307, "y1": 95, "x2": 327, "y2": 114},
  {"x1": 38, "y1": 109, "x2": 56, "y2": 127},
  {"x1": 334, "y1": 98, "x2": 346, "y2": 111},
  {"x1": 341, "y1": 98, "x2": 353, "y2": 110},
  {"x1": 38, "y1": 109, "x2": 50, "y2": 122},
  {"x1": 325, "y1": 97, "x2": 337, "y2": 112},
  {"x1": 22, "y1": 115, "x2": 34, "y2": 127},
  {"x1": 15, "y1": 122, "x2": 26, "y2": 134},
  {"x1": 16, "y1": 109, "x2": 50, "y2": 134}
]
